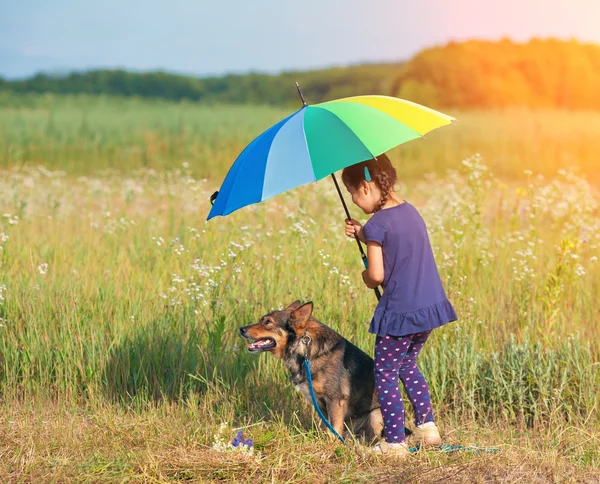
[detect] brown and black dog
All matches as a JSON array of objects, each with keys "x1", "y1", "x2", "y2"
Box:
[{"x1": 239, "y1": 300, "x2": 384, "y2": 442}]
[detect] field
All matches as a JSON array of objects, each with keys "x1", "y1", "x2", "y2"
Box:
[{"x1": 0, "y1": 95, "x2": 599, "y2": 482}]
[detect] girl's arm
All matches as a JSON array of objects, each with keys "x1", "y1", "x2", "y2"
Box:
[{"x1": 362, "y1": 241, "x2": 384, "y2": 289}]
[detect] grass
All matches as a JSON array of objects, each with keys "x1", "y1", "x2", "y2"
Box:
[
  {"x1": 1, "y1": 402, "x2": 598, "y2": 483},
  {"x1": 2, "y1": 93, "x2": 600, "y2": 183},
  {"x1": 0, "y1": 94, "x2": 599, "y2": 481}
]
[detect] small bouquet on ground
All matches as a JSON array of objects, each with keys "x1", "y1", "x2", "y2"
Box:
[
  {"x1": 211, "y1": 423, "x2": 255, "y2": 456},
  {"x1": 231, "y1": 430, "x2": 254, "y2": 453}
]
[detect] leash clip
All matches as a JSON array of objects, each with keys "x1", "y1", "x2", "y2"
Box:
[{"x1": 301, "y1": 334, "x2": 312, "y2": 346}]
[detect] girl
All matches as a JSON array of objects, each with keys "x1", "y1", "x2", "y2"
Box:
[{"x1": 342, "y1": 154, "x2": 457, "y2": 458}]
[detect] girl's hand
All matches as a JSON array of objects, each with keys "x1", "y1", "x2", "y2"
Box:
[{"x1": 345, "y1": 219, "x2": 365, "y2": 243}]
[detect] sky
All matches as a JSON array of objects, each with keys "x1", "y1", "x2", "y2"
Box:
[{"x1": 1, "y1": 0, "x2": 600, "y2": 80}]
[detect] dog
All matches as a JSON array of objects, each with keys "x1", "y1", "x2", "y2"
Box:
[{"x1": 239, "y1": 300, "x2": 384, "y2": 442}]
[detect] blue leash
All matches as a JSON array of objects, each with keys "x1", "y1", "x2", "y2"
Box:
[
  {"x1": 304, "y1": 357, "x2": 345, "y2": 444},
  {"x1": 426, "y1": 444, "x2": 501, "y2": 455},
  {"x1": 303, "y1": 356, "x2": 500, "y2": 454}
]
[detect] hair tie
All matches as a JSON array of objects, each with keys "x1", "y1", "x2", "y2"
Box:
[{"x1": 364, "y1": 166, "x2": 372, "y2": 182}]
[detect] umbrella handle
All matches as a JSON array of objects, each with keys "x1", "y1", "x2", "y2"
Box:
[{"x1": 330, "y1": 174, "x2": 382, "y2": 302}]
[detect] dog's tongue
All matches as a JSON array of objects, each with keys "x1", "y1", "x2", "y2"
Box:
[{"x1": 247, "y1": 338, "x2": 273, "y2": 351}]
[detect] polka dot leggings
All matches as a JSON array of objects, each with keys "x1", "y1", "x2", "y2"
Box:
[{"x1": 374, "y1": 330, "x2": 434, "y2": 444}]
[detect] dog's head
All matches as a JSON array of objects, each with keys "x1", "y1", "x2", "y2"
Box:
[{"x1": 239, "y1": 300, "x2": 313, "y2": 359}]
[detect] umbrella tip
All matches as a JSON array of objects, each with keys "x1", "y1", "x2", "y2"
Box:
[{"x1": 295, "y1": 81, "x2": 307, "y2": 107}]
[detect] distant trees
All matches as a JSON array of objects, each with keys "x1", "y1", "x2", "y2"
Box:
[
  {"x1": 394, "y1": 38, "x2": 600, "y2": 109},
  {"x1": 0, "y1": 65, "x2": 401, "y2": 106},
  {"x1": 1, "y1": 39, "x2": 599, "y2": 109}
]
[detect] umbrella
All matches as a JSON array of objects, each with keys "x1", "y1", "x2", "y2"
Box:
[{"x1": 208, "y1": 84, "x2": 455, "y2": 299}]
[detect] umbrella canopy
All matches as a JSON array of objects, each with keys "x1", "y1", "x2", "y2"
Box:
[{"x1": 207, "y1": 95, "x2": 454, "y2": 220}]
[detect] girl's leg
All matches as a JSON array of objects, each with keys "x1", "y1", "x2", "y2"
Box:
[
  {"x1": 374, "y1": 334, "x2": 412, "y2": 443},
  {"x1": 397, "y1": 330, "x2": 434, "y2": 425}
]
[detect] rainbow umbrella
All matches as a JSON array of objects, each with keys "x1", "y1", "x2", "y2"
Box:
[{"x1": 208, "y1": 85, "x2": 454, "y2": 298}]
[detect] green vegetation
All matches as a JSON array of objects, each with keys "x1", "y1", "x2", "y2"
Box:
[
  {"x1": 2, "y1": 94, "x2": 600, "y2": 183},
  {"x1": 0, "y1": 63, "x2": 402, "y2": 106},
  {"x1": 0, "y1": 91, "x2": 599, "y2": 480},
  {"x1": 2, "y1": 39, "x2": 599, "y2": 109}
]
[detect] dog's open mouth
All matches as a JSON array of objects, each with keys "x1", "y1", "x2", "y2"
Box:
[{"x1": 247, "y1": 337, "x2": 276, "y2": 352}]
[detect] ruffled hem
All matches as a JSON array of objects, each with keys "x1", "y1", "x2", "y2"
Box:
[{"x1": 369, "y1": 299, "x2": 457, "y2": 337}]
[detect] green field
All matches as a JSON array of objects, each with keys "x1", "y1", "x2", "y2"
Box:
[
  {"x1": 0, "y1": 95, "x2": 599, "y2": 482},
  {"x1": 2, "y1": 93, "x2": 600, "y2": 182}
]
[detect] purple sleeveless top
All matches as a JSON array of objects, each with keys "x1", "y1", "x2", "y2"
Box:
[{"x1": 362, "y1": 201, "x2": 457, "y2": 337}]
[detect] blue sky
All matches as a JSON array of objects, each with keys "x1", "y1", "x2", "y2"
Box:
[{"x1": 1, "y1": 0, "x2": 599, "y2": 79}]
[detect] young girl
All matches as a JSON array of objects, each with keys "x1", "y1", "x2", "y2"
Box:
[{"x1": 342, "y1": 154, "x2": 457, "y2": 458}]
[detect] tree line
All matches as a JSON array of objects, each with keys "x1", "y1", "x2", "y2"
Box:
[{"x1": 1, "y1": 39, "x2": 599, "y2": 109}]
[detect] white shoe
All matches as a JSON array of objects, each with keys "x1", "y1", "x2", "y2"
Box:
[
  {"x1": 409, "y1": 422, "x2": 442, "y2": 447},
  {"x1": 370, "y1": 441, "x2": 411, "y2": 459}
]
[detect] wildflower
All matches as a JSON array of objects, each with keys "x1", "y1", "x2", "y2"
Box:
[
  {"x1": 172, "y1": 274, "x2": 185, "y2": 284},
  {"x1": 38, "y1": 263, "x2": 49, "y2": 275},
  {"x1": 3, "y1": 214, "x2": 18, "y2": 225},
  {"x1": 291, "y1": 222, "x2": 308, "y2": 236},
  {"x1": 231, "y1": 430, "x2": 254, "y2": 454},
  {"x1": 231, "y1": 430, "x2": 249, "y2": 447}
]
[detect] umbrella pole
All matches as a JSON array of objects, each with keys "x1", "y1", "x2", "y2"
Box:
[
  {"x1": 294, "y1": 83, "x2": 380, "y2": 301},
  {"x1": 330, "y1": 173, "x2": 382, "y2": 301}
]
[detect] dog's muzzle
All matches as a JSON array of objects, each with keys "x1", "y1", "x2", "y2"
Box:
[{"x1": 239, "y1": 325, "x2": 277, "y2": 352}]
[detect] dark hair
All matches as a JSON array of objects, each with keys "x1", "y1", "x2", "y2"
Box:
[{"x1": 341, "y1": 153, "x2": 398, "y2": 212}]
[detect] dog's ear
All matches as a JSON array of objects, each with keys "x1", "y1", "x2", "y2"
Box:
[
  {"x1": 285, "y1": 300, "x2": 303, "y2": 311},
  {"x1": 289, "y1": 301, "x2": 313, "y2": 329}
]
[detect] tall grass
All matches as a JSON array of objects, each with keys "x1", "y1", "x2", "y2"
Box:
[
  {"x1": 1, "y1": 95, "x2": 599, "y2": 480},
  {"x1": 2, "y1": 93, "x2": 600, "y2": 183},
  {"x1": 0, "y1": 154, "x2": 598, "y2": 428}
]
